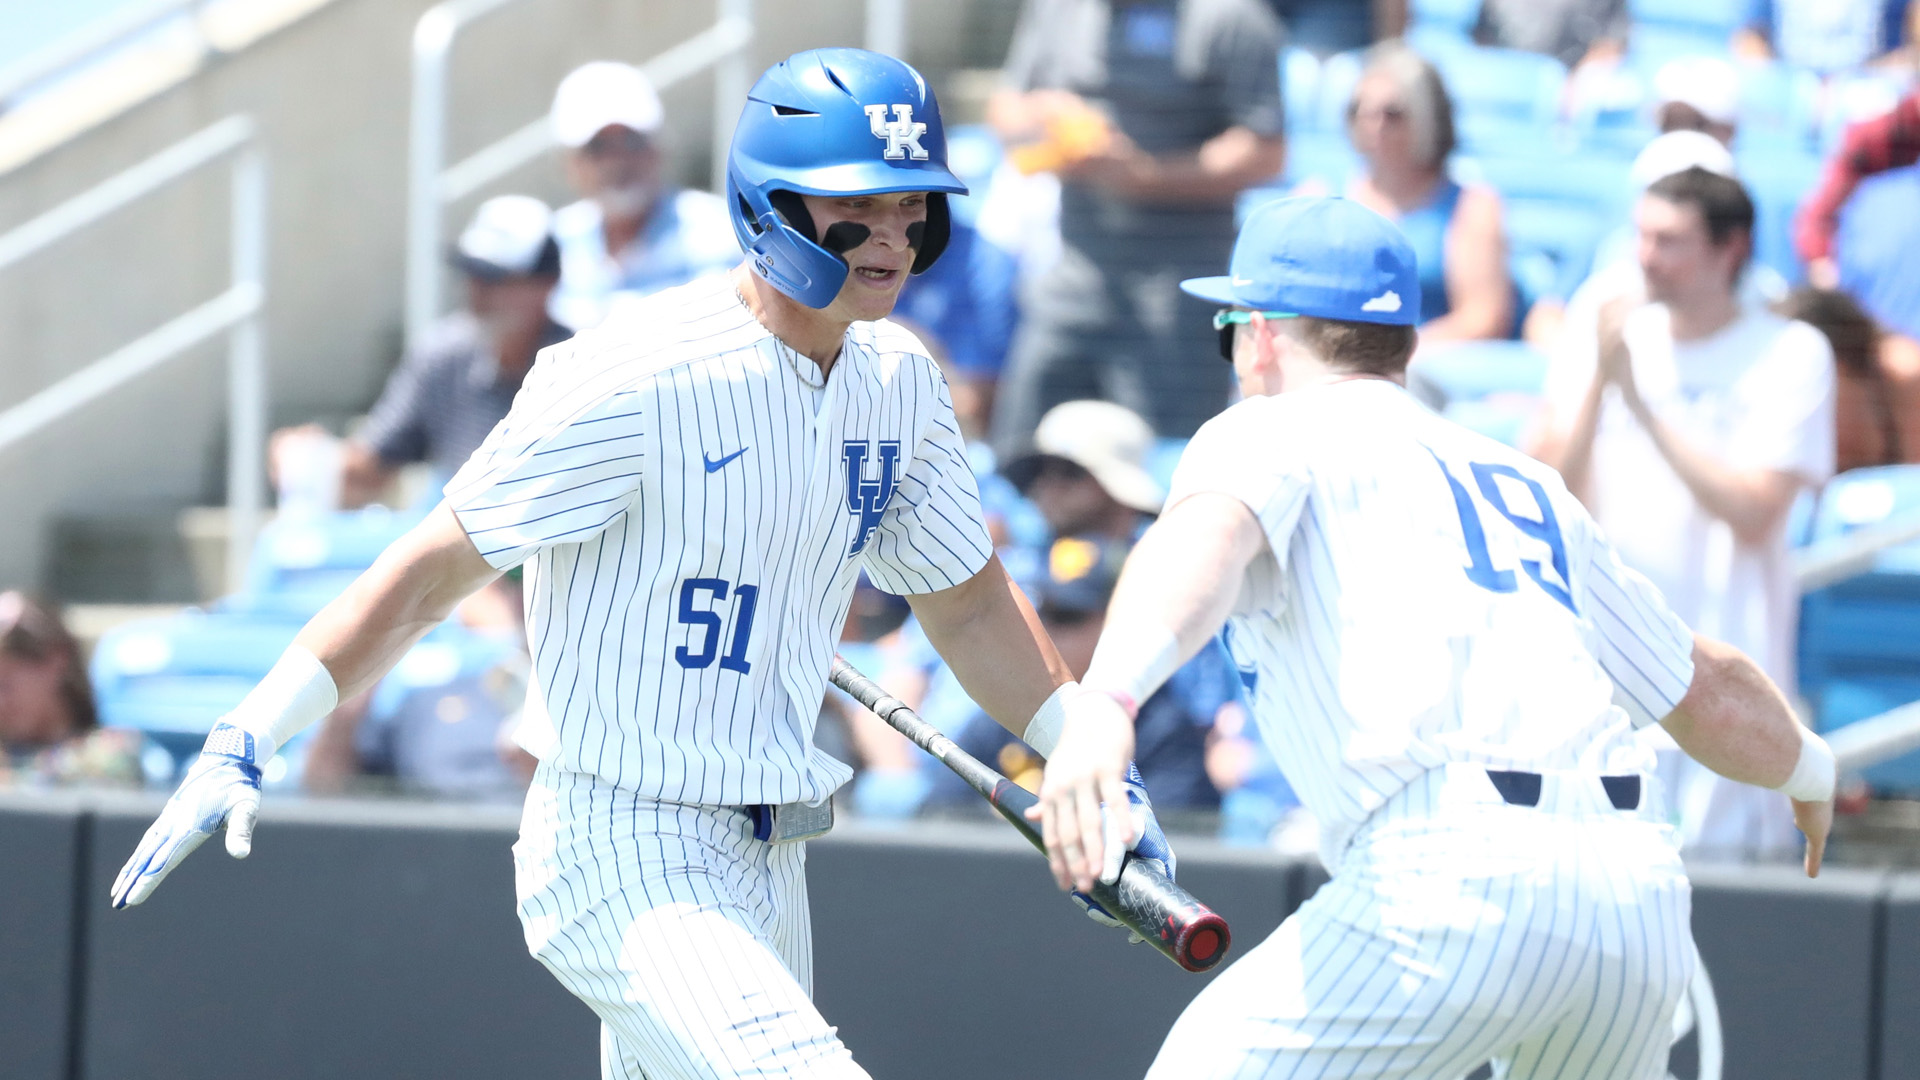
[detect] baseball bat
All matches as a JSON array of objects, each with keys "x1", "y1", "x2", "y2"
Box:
[{"x1": 830, "y1": 655, "x2": 1231, "y2": 974}]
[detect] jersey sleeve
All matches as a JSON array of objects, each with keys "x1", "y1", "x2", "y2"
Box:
[
  {"x1": 861, "y1": 367, "x2": 995, "y2": 596},
  {"x1": 1577, "y1": 517, "x2": 1697, "y2": 728},
  {"x1": 1167, "y1": 405, "x2": 1312, "y2": 568},
  {"x1": 444, "y1": 344, "x2": 650, "y2": 570}
]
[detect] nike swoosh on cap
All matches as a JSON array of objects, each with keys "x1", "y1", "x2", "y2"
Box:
[{"x1": 704, "y1": 447, "x2": 750, "y2": 473}]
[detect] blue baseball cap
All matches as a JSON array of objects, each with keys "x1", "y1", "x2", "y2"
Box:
[{"x1": 1180, "y1": 196, "x2": 1421, "y2": 326}]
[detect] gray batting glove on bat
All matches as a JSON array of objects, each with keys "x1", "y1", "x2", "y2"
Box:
[{"x1": 111, "y1": 721, "x2": 270, "y2": 909}]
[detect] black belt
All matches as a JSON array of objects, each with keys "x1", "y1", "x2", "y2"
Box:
[{"x1": 1486, "y1": 770, "x2": 1641, "y2": 811}]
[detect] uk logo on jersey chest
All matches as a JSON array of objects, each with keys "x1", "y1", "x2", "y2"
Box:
[
  {"x1": 844, "y1": 440, "x2": 901, "y2": 555},
  {"x1": 864, "y1": 104, "x2": 928, "y2": 160}
]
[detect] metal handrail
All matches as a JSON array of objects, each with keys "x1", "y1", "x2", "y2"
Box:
[
  {"x1": 403, "y1": 0, "x2": 756, "y2": 347},
  {"x1": 0, "y1": 114, "x2": 267, "y2": 592},
  {"x1": 403, "y1": 0, "x2": 913, "y2": 346},
  {"x1": 0, "y1": 0, "x2": 209, "y2": 104}
]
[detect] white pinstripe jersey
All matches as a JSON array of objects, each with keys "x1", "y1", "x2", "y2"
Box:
[
  {"x1": 1168, "y1": 380, "x2": 1696, "y2": 871},
  {"x1": 446, "y1": 273, "x2": 993, "y2": 806}
]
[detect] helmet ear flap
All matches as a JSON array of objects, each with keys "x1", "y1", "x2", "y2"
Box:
[
  {"x1": 766, "y1": 189, "x2": 817, "y2": 244},
  {"x1": 909, "y1": 193, "x2": 951, "y2": 274}
]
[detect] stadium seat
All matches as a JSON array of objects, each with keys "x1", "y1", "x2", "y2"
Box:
[
  {"x1": 1282, "y1": 47, "x2": 1320, "y2": 134},
  {"x1": 1798, "y1": 465, "x2": 1920, "y2": 794},
  {"x1": 1313, "y1": 49, "x2": 1363, "y2": 133},
  {"x1": 1413, "y1": 340, "x2": 1550, "y2": 402},
  {"x1": 1274, "y1": 129, "x2": 1358, "y2": 189},
  {"x1": 90, "y1": 610, "x2": 305, "y2": 775},
  {"x1": 1626, "y1": 0, "x2": 1744, "y2": 65},
  {"x1": 1504, "y1": 200, "x2": 1605, "y2": 308},
  {"x1": 1734, "y1": 62, "x2": 1821, "y2": 149},
  {"x1": 1409, "y1": 0, "x2": 1480, "y2": 37},
  {"x1": 1430, "y1": 47, "x2": 1566, "y2": 129},
  {"x1": 1736, "y1": 145, "x2": 1821, "y2": 283},
  {"x1": 236, "y1": 506, "x2": 421, "y2": 620}
]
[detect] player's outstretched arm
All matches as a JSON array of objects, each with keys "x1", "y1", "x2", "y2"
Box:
[
  {"x1": 906, "y1": 553, "x2": 1075, "y2": 737},
  {"x1": 111, "y1": 503, "x2": 501, "y2": 908},
  {"x1": 1032, "y1": 493, "x2": 1268, "y2": 892},
  {"x1": 1660, "y1": 634, "x2": 1837, "y2": 877}
]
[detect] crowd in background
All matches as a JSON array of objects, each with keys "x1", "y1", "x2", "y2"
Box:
[{"x1": 9, "y1": 0, "x2": 1920, "y2": 863}]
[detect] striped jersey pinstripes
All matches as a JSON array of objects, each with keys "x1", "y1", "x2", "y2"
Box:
[
  {"x1": 1167, "y1": 379, "x2": 1697, "y2": 873},
  {"x1": 447, "y1": 273, "x2": 993, "y2": 806}
]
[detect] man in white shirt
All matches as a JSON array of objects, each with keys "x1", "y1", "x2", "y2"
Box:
[
  {"x1": 546, "y1": 61, "x2": 742, "y2": 331},
  {"x1": 1530, "y1": 165, "x2": 1837, "y2": 857}
]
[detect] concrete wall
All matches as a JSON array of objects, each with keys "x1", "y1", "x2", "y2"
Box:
[
  {"x1": 0, "y1": 790, "x2": 1911, "y2": 1080},
  {"x1": 0, "y1": 0, "x2": 993, "y2": 592}
]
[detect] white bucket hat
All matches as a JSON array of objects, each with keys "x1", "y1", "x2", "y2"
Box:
[{"x1": 1007, "y1": 400, "x2": 1166, "y2": 515}]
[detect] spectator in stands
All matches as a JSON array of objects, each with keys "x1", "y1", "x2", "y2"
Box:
[
  {"x1": 1653, "y1": 56, "x2": 1741, "y2": 147},
  {"x1": 1528, "y1": 167, "x2": 1836, "y2": 858},
  {"x1": 1779, "y1": 286, "x2": 1920, "y2": 471},
  {"x1": 1734, "y1": 0, "x2": 1913, "y2": 76},
  {"x1": 1341, "y1": 43, "x2": 1513, "y2": 345},
  {"x1": 921, "y1": 536, "x2": 1239, "y2": 813},
  {"x1": 985, "y1": 0, "x2": 1286, "y2": 452},
  {"x1": 0, "y1": 591, "x2": 141, "y2": 786},
  {"x1": 545, "y1": 61, "x2": 740, "y2": 332},
  {"x1": 1794, "y1": 88, "x2": 1920, "y2": 339},
  {"x1": 1474, "y1": 0, "x2": 1628, "y2": 70},
  {"x1": 1529, "y1": 131, "x2": 1787, "y2": 349},
  {"x1": 1003, "y1": 399, "x2": 1166, "y2": 546},
  {"x1": 271, "y1": 195, "x2": 568, "y2": 509}
]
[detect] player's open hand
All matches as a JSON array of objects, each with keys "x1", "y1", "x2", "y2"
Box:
[
  {"x1": 1791, "y1": 796, "x2": 1833, "y2": 878},
  {"x1": 111, "y1": 722, "x2": 268, "y2": 909},
  {"x1": 1026, "y1": 690, "x2": 1135, "y2": 893}
]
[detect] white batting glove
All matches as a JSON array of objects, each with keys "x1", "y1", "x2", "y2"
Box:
[{"x1": 111, "y1": 722, "x2": 270, "y2": 909}]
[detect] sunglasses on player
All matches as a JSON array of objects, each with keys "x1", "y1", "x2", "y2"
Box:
[{"x1": 1212, "y1": 308, "x2": 1299, "y2": 362}]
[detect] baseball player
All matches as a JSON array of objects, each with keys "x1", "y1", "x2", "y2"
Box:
[
  {"x1": 111, "y1": 49, "x2": 1171, "y2": 1079},
  {"x1": 1031, "y1": 196, "x2": 1838, "y2": 1079}
]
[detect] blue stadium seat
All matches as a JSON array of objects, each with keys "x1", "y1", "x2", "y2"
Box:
[
  {"x1": 1736, "y1": 145, "x2": 1821, "y2": 283},
  {"x1": 1798, "y1": 465, "x2": 1920, "y2": 793},
  {"x1": 1409, "y1": 0, "x2": 1480, "y2": 37},
  {"x1": 1504, "y1": 201, "x2": 1605, "y2": 308},
  {"x1": 1313, "y1": 49, "x2": 1363, "y2": 133},
  {"x1": 1734, "y1": 62, "x2": 1821, "y2": 150},
  {"x1": 236, "y1": 506, "x2": 421, "y2": 620},
  {"x1": 1430, "y1": 47, "x2": 1567, "y2": 128},
  {"x1": 1414, "y1": 340, "x2": 1550, "y2": 402},
  {"x1": 1457, "y1": 151, "x2": 1631, "y2": 216},
  {"x1": 91, "y1": 610, "x2": 305, "y2": 774},
  {"x1": 1282, "y1": 47, "x2": 1320, "y2": 134},
  {"x1": 1274, "y1": 129, "x2": 1358, "y2": 188},
  {"x1": 1626, "y1": 0, "x2": 1744, "y2": 64}
]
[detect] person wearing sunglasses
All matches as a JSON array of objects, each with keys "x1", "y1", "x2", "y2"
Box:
[{"x1": 1337, "y1": 42, "x2": 1513, "y2": 346}]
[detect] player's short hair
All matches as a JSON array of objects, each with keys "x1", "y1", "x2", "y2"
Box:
[
  {"x1": 1644, "y1": 166, "x2": 1754, "y2": 249},
  {"x1": 1282, "y1": 316, "x2": 1418, "y2": 376}
]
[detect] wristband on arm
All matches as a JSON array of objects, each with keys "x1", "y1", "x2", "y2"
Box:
[
  {"x1": 1082, "y1": 625, "x2": 1184, "y2": 716},
  {"x1": 1778, "y1": 723, "x2": 1836, "y2": 804},
  {"x1": 1023, "y1": 680, "x2": 1080, "y2": 758},
  {"x1": 219, "y1": 645, "x2": 340, "y2": 762}
]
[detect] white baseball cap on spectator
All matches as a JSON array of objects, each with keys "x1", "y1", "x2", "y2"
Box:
[
  {"x1": 1005, "y1": 400, "x2": 1166, "y2": 514},
  {"x1": 451, "y1": 194, "x2": 559, "y2": 279},
  {"x1": 1653, "y1": 57, "x2": 1740, "y2": 130},
  {"x1": 550, "y1": 61, "x2": 665, "y2": 148},
  {"x1": 1629, "y1": 130, "x2": 1737, "y2": 194}
]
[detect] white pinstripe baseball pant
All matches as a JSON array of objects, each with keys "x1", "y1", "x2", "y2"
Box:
[
  {"x1": 514, "y1": 764, "x2": 870, "y2": 1079},
  {"x1": 1149, "y1": 764, "x2": 1695, "y2": 1080}
]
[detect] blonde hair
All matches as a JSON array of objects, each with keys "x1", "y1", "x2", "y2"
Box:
[{"x1": 1351, "y1": 41, "x2": 1456, "y2": 172}]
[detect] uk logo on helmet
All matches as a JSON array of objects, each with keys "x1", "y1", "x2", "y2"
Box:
[{"x1": 863, "y1": 104, "x2": 928, "y2": 161}]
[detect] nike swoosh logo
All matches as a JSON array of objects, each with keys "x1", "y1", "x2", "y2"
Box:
[{"x1": 704, "y1": 447, "x2": 749, "y2": 473}]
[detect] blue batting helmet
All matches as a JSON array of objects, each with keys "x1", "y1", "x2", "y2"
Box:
[{"x1": 727, "y1": 48, "x2": 967, "y2": 308}]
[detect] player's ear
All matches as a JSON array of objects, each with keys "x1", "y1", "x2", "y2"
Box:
[{"x1": 1248, "y1": 313, "x2": 1284, "y2": 375}]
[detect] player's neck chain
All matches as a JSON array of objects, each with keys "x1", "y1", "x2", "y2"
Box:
[{"x1": 735, "y1": 281, "x2": 828, "y2": 390}]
